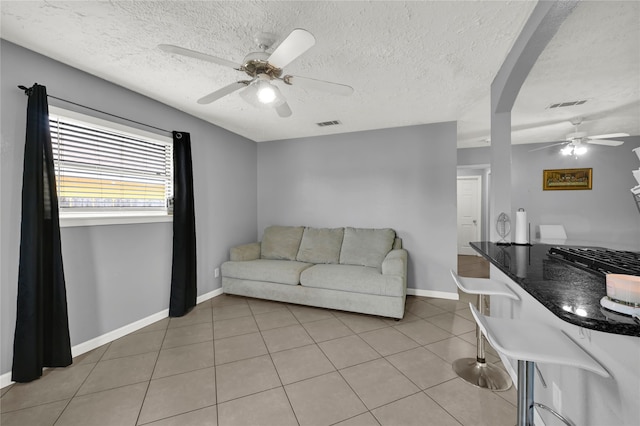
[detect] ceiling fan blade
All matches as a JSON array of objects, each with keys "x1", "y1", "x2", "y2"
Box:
[
  {"x1": 275, "y1": 102, "x2": 292, "y2": 118},
  {"x1": 284, "y1": 75, "x2": 354, "y2": 96},
  {"x1": 159, "y1": 44, "x2": 241, "y2": 69},
  {"x1": 528, "y1": 142, "x2": 567, "y2": 152},
  {"x1": 267, "y1": 29, "x2": 315, "y2": 69},
  {"x1": 587, "y1": 139, "x2": 624, "y2": 146},
  {"x1": 197, "y1": 81, "x2": 247, "y2": 104},
  {"x1": 589, "y1": 133, "x2": 629, "y2": 140}
]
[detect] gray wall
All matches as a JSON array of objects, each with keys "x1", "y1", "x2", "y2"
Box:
[
  {"x1": 257, "y1": 122, "x2": 458, "y2": 295},
  {"x1": 458, "y1": 137, "x2": 640, "y2": 250},
  {"x1": 0, "y1": 40, "x2": 258, "y2": 377},
  {"x1": 511, "y1": 137, "x2": 640, "y2": 249}
]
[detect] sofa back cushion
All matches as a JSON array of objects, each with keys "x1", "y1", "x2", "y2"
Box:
[
  {"x1": 296, "y1": 227, "x2": 344, "y2": 264},
  {"x1": 339, "y1": 227, "x2": 396, "y2": 268},
  {"x1": 261, "y1": 226, "x2": 305, "y2": 261}
]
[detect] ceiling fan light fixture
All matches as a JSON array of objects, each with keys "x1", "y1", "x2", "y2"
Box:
[
  {"x1": 163, "y1": 28, "x2": 350, "y2": 117},
  {"x1": 561, "y1": 144, "x2": 587, "y2": 157},
  {"x1": 239, "y1": 76, "x2": 285, "y2": 109},
  {"x1": 256, "y1": 80, "x2": 280, "y2": 104}
]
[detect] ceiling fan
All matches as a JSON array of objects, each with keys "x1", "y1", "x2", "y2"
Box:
[
  {"x1": 530, "y1": 118, "x2": 629, "y2": 156},
  {"x1": 159, "y1": 29, "x2": 354, "y2": 118}
]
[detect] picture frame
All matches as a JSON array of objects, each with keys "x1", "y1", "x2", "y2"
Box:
[{"x1": 543, "y1": 168, "x2": 592, "y2": 190}]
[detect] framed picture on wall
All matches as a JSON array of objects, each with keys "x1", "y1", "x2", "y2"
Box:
[{"x1": 543, "y1": 168, "x2": 592, "y2": 190}]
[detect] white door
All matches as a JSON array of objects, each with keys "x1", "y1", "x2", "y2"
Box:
[{"x1": 457, "y1": 176, "x2": 482, "y2": 255}]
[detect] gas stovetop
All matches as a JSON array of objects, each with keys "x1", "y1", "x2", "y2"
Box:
[{"x1": 548, "y1": 246, "x2": 640, "y2": 276}]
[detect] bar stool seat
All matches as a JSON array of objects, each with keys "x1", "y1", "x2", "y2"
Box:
[
  {"x1": 452, "y1": 273, "x2": 520, "y2": 300},
  {"x1": 450, "y1": 270, "x2": 519, "y2": 391},
  {"x1": 469, "y1": 303, "x2": 609, "y2": 426}
]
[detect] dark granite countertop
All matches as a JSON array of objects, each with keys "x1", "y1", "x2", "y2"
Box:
[{"x1": 470, "y1": 241, "x2": 640, "y2": 337}]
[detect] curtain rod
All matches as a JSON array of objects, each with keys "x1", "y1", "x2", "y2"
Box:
[{"x1": 18, "y1": 85, "x2": 173, "y2": 135}]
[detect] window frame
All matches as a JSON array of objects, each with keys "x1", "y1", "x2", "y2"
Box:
[{"x1": 48, "y1": 106, "x2": 174, "y2": 228}]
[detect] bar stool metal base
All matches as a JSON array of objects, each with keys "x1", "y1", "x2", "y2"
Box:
[
  {"x1": 453, "y1": 357, "x2": 512, "y2": 391},
  {"x1": 450, "y1": 284, "x2": 513, "y2": 392}
]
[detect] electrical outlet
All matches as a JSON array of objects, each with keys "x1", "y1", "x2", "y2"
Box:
[
  {"x1": 552, "y1": 382, "x2": 562, "y2": 412},
  {"x1": 214, "y1": 267, "x2": 220, "y2": 278}
]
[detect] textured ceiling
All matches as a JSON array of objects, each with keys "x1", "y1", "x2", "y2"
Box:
[{"x1": 1, "y1": 1, "x2": 638, "y2": 147}]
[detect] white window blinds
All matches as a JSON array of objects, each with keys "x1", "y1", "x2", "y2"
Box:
[{"x1": 49, "y1": 114, "x2": 173, "y2": 212}]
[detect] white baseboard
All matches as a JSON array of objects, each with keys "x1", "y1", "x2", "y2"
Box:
[
  {"x1": 407, "y1": 288, "x2": 459, "y2": 300},
  {"x1": 69, "y1": 309, "x2": 170, "y2": 359},
  {"x1": 1, "y1": 289, "x2": 224, "y2": 390},
  {"x1": 0, "y1": 372, "x2": 12, "y2": 389},
  {"x1": 197, "y1": 288, "x2": 222, "y2": 304}
]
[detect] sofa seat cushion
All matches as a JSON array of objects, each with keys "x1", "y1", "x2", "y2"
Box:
[
  {"x1": 300, "y1": 264, "x2": 404, "y2": 297},
  {"x1": 222, "y1": 260, "x2": 312, "y2": 285}
]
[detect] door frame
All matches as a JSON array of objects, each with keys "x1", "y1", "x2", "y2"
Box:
[{"x1": 457, "y1": 174, "x2": 483, "y2": 255}]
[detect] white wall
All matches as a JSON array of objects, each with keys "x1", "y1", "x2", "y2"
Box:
[
  {"x1": 458, "y1": 137, "x2": 640, "y2": 250},
  {"x1": 257, "y1": 122, "x2": 458, "y2": 296},
  {"x1": 0, "y1": 40, "x2": 258, "y2": 378}
]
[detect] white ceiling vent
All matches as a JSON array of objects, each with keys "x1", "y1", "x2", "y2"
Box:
[
  {"x1": 547, "y1": 100, "x2": 588, "y2": 109},
  {"x1": 316, "y1": 120, "x2": 341, "y2": 127}
]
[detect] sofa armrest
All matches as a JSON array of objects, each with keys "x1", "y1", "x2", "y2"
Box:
[
  {"x1": 230, "y1": 242, "x2": 261, "y2": 261},
  {"x1": 382, "y1": 249, "x2": 407, "y2": 276}
]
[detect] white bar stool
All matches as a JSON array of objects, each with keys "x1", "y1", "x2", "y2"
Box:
[
  {"x1": 469, "y1": 303, "x2": 610, "y2": 426},
  {"x1": 450, "y1": 270, "x2": 519, "y2": 391}
]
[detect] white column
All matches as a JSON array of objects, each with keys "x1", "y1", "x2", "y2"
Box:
[{"x1": 488, "y1": 1, "x2": 578, "y2": 242}]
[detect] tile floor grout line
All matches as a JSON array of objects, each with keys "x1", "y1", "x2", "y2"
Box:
[
  {"x1": 380, "y1": 350, "x2": 431, "y2": 395},
  {"x1": 421, "y1": 386, "x2": 466, "y2": 426},
  {"x1": 332, "y1": 366, "x2": 373, "y2": 423},
  {"x1": 421, "y1": 335, "x2": 477, "y2": 365},
  {"x1": 138, "y1": 405, "x2": 216, "y2": 426},
  {"x1": 421, "y1": 312, "x2": 475, "y2": 337},
  {"x1": 0, "y1": 392, "x2": 71, "y2": 416},
  {"x1": 133, "y1": 314, "x2": 169, "y2": 426},
  {"x1": 329, "y1": 410, "x2": 382, "y2": 426},
  {"x1": 285, "y1": 302, "x2": 370, "y2": 424},
  {"x1": 50, "y1": 347, "x2": 106, "y2": 425},
  {"x1": 362, "y1": 388, "x2": 427, "y2": 420},
  {"x1": 391, "y1": 321, "x2": 455, "y2": 347},
  {"x1": 0, "y1": 341, "x2": 113, "y2": 416},
  {"x1": 210, "y1": 303, "x2": 221, "y2": 426},
  {"x1": 256, "y1": 310, "x2": 303, "y2": 426},
  {"x1": 3, "y1": 278, "x2": 516, "y2": 425},
  {"x1": 235, "y1": 302, "x2": 302, "y2": 425},
  {"x1": 159, "y1": 335, "x2": 215, "y2": 352}
]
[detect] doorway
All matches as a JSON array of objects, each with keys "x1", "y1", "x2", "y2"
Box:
[{"x1": 457, "y1": 175, "x2": 482, "y2": 255}]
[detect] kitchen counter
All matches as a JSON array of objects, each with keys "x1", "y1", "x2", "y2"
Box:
[{"x1": 470, "y1": 241, "x2": 640, "y2": 337}]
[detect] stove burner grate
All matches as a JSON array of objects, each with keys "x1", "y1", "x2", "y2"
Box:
[{"x1": 548, "y1": 247, "x2": 640, "y2": 276}]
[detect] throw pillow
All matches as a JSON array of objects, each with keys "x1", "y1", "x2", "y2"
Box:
[
  {"x1": 339, "y1": 227, "x2": 396, "y2": 268},
  {"x1": 296, "y1": 227, "x2": 344, "y2": 264},
  {"x1": 261, "y1": 225, "x2": 305, "y2": 260}
]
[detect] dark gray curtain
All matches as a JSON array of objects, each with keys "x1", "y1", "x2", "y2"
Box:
[
  {"x1": 12, "y1": 84, "x2": 72, "y2": 382},
  {"x1": 169, "y1": 131, "x2": 197, "y2": 316}
]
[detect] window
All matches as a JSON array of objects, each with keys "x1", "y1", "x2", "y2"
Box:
[{"x1": 48, "y1": 108, "x2": 173, "y2": 226}]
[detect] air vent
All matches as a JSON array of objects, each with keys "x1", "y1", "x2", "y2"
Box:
[
  {"x1": 316, "y1": 120, "x2": 341, "y2": 127},
  {"x1": 547, "y1": 100, "x2": 588, "y2": 109}
]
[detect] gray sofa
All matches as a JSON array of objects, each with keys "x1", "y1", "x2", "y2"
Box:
[{"x1": 221, "y1": 226, "x2": 408, "y2": 319}]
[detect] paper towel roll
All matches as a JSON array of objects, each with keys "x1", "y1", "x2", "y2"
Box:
[
  {"x1": 515, "y1": 244, "x2": 528, "y2": 278},
  {"x1": 515, "y1": 209, "x2": 528, "y2": 244}
]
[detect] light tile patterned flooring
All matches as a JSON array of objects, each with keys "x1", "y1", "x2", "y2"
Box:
[{"x1": 1, "y1": 255, "x2": 516, "y2": 426}]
